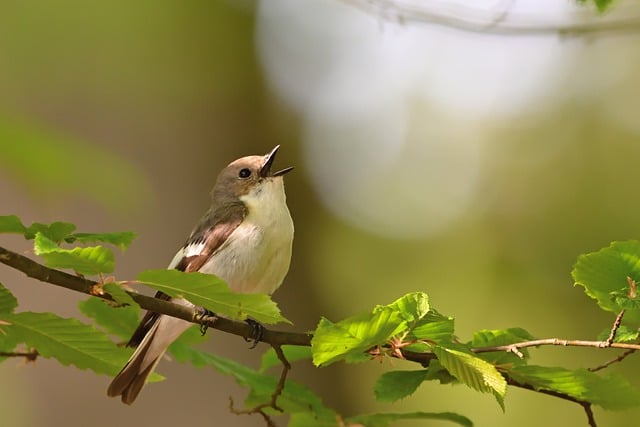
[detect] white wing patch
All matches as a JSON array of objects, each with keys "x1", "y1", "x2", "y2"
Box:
[{"x1": 167, "y1": 240, "x2": 207, "y2": 269}]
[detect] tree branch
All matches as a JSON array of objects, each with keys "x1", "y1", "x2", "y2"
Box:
[
  {"x1": 342, "y1": 0, "x2": 640, "y2": 37},
  {"x1": 0, "y1": 245, "x2": 311, "y2": 347}
]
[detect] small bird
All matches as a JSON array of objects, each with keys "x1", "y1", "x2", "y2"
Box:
[{"x1": 107, "y1": 146, "x2": 294, "y2": 404}]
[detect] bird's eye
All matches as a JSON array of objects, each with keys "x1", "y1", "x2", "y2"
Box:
[{"x1": 238, "y1": 168, "x2": 251, "y2": 179}]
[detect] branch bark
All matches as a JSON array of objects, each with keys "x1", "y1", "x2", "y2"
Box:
[{"x1": 0, "y1": 245, "x2": 311, "y2": 347}]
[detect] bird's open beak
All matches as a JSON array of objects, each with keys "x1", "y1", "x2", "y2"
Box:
[{"x1": 260, "y1": 145, "x2": 294, "y2": 178}]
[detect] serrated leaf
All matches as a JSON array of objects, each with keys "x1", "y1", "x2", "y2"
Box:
[
  {"x1": 433, "y1": 345, "x2": 507, "y2": 409},
  {"x1": 510, "y1": 365, "x2": 640, "y2": 410},
  {"x1": 25, "y1": 221, "x2": 76, "y2": 242},
  {"x1": 137, "y1": 269, "x2": 288, "y2": 325},
  {"x1": 410, "y1": 310, "x2": 455, "y2": 343},
  {"x1": 374, "y1": 370, "x2": 430, "y2": 402},
  {"x1": 0, "y1": 215, "x2": 26, "y2": 234},
  {"x1": 167, "y1": 344, "x2": 333, "y2": 417},
  {"x1": 378, "y1": 292, "x2": 430, "y2": 324},
  {"x1": 572, "y1": 241, "x2": 640, "y2": 322},
  {"x1": 311, "y1": 308, "x2": 406, "y2": 367},
  {"x1": 471, "y1": 328, "x2": 536, "y2": 366},
  {"x1": 596, "y1": 325, "x2": 639, "y2": 343},
  {"x1": 102, "y1": 283, "x2": 139, "y2": 308},
  {"x1": 5, "y1": 311, "x2": 130, "y2": 375},
  {"x1": 65, "y1": 231, "x2": 136, "y2": 251},
  {"x1": 425, "y1": 359, "x2": 458, "y2": 384},
  {"x1": 78, "y1": 297, "x2": 140, "y2": 339},
  {"x1": 0, "y1": 282, "x2": 18, "y2": 314},
  {"x1": 33, "y1": 232, "x2": 114, "y2": 275},
  {"x1": 0, "y1": 328, "x2": 21, "y2": 359},
  {"x1": 260, "y1": 345, "x2": 312, "y2": 372},
  {"x1": 348, "y1": 412, "x2": 473, "y2": 427}
]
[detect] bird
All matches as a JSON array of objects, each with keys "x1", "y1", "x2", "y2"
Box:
[{"x1": 107, "y1": 146, "x2": 294, "y2": 404}]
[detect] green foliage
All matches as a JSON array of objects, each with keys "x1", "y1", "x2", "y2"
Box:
[
  {"x1": 573, "y1": 240, "x2": 640, "y2": 323},
  {"x1": 312, "y1": 293, "x2": 434, "y2": 366},
  {"x1": 102, "y1": 282, "x2": 139, "y2": 308},
  {"x1": 348, "y1": 412, "x2": 473, "y2": 427},
  {"x1": 433, "y1": 345, "x2": 507, "y2": 409},
  {"x1": 137, "y1": 269, "x2": 289, "y2": 325},
  {"x1": 4, "y1": 217, "x2": 640, "y2": 426},
  {"x1": 65, "y1": 232, "x2": 136, "y2": 251},
  {"x1": 1, "y1": 215, "x2": 136, "y2": 276},
  {"x1": 1, "y1": 311, "x2": 129, "y2": 375},
  {"x1": 0, "y1": 282, "x2": 18, "y2": 314},
  {"x1": 510, "y1": 366, "x2": 640, "y2": 410},
  {"x1": 374, "y1": 369, "x2": 431, "y2": 402},
  {"x1": 471, "y1": 328, "x2": 536, "y2": 366},
  {"x1": 34, "y1": 232, "x2": 115, "y2": 275},
  {"x1": 596, "y1": 325, "x2": 639, "y2": 343},
  {"x1": 260, "y1": 345, "x2": 312, "y2": 372},
  {"x1": 78, "y1": 296, "x2": 140, "y2": 339}
]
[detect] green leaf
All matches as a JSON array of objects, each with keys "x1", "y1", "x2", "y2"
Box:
[
  {"x1": 433, "y1": 345, "x2": 507, "y2": 409},
  {"x1": 102, "y1": 283, "x2": 139, "y2": 308},
  {"x1": 311, "y1": 308, "x2": 406, "y2": 367},
  {"x1": 167, "y1": 344, "x2": 334, "y2": 417},
  {"x1": 0, "y1": 282, "x2": 18, "y2": 314},
  {"x1": 510, "y1": 365, "x2": 640, "y2": 410},
  {"x1": 78, "y1": 297, "x2": 140, "y2": 340},
  {"x1": 374, "y1": 370, "x2": 430, "y2": 402},
  {"x1": 596, "y1": 325, "x2": 639, "y2": 343},
  {"x1": 4, "y1": 311, "x2": 130, "y2": 375},
  {"x1": 410, "y1": 310, "x2": 455, "y2": 343},
  {"x1": 137, "y1": 269, "x2": 288, "y2": 325},
  {"x1": 378, "y1": 292, "x2": 430, "y2": 324},
  {"x1": 33, "y1": 232, "x2": 114, "y2": 275},
  {"x1": 65, "y1": 231, "x2": 137, "y2": 251},
  {"x1": 572, "y1": 241, "x2": 640, "y2": 322},
  {"x1": 347, "y1": 412, "x2": 473, "y2": 427},
  {"x1": 471, "y1": 328, "x2": 536, "y2": 366},
  {"x1": 0, "y1": 328, "x2": 21, "y2": 360},
  {"x1": 424, "y1": 359, "x2": 458, "y2": 384},
  {"x1": 288, "y1": 412, "x2": 339, "y2": 427},
  {"x1": 260, "y1": 345, "x2": 312, "y2": 372},
  {"x1": 0, "y1": 215, "x2": 26, "y2": 234},
  {"x1": 25, "y1": 221, "x2": 76, "y2": 242}
]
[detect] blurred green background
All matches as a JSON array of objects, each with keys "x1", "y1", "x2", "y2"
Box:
[{"x1": 1, "y1": 0, "x2": 640, "y2": 426}]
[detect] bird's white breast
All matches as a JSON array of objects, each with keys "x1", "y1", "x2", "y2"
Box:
[{"x1": 201, "y1": 177, "x2": 293, "y2": 295}]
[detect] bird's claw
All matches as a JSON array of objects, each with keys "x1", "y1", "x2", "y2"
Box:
[
  {"x1": 244, "y1": 318, "x2": 264, "y2": 349},
  {"x1": 195, "y1": 307, "x2": 216, "y2": 335}
]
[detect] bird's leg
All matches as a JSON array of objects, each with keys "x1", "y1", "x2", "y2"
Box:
[
  {"x1": 195, "y1": 307, "x2": 217, "y2": 335},
  {"x1": 244, "y1": 318, "x2": 264, "y2": 349}
]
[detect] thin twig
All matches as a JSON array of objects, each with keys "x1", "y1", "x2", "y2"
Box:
[
  {"x1": 0, "y1": 350, "x2": 38, "y2": 361},
  {"x1": 604, "y1": 310, "x2": 625, "y2": 347},
  {"x1": 507, "y1": 377, "x2": 597, "y2": 427},
  {"x1": 589, "y1": 348, "x2": 636, "y2": 372},
  {"x1": 470, "y1": 338, "x2": 640, "y2": 353},
  {"x1": 229, "y1": 344, "x2": 291, "y2": 426},
  {"x1": 342, "y1": 0, "x2": 640, "y2": 37}
]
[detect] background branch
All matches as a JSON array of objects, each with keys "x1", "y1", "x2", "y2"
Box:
[{"x1": 342, "y1": 0, "x2": 640, "y2": 36}]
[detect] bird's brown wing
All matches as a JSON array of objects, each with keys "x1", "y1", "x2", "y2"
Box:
[{"x1": 126, "y1": 206, "x2": 246, "y2": 347}]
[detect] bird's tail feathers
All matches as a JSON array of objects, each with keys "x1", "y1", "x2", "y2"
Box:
[{"x1": 107, "y1": 315, "x2": 191, "y2": 404}]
